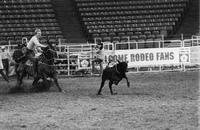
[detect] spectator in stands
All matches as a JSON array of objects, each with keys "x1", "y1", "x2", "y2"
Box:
[
  {"x1": 0, "y1": 47, "x2": 9, "y2": 83},
  {"x1": 1, "y1": 46, "x2": 11, "y2": 77},
  {"x1": 92, "y1": 41, "x2": 104, "y2": 75}
]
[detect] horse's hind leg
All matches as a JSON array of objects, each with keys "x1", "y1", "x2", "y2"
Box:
[
  {"x1": 97, "y1": 79, "x2": 105, "y2": 95},
  {"x1": 53, "y1": 78, "x2": 63, "y2": 92},
  {"x1": 32, "y1": 76, "x2": 40, "y2": 87}
]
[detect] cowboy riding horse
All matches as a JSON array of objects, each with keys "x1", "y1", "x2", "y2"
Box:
[{"x1": 12, "y1": 44, "x2": 63, "y2": 92}]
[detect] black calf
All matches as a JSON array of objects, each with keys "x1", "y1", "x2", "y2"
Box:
[{"x1": 97, "y1": 61, "x2": 130, "y2": 95}]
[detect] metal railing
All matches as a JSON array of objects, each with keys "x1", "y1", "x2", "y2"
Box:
[{"x1": 0, "y1": 36, "x2": 200, "y2": 76}]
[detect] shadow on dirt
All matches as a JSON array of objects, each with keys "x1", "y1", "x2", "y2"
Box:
[{"x1": 8, "y1": 80, "x2": 52, "y2": 94}]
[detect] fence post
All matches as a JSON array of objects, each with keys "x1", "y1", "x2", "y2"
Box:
[
  {"x1": 8, "y1": 40, "x2": 11, "y2": 52},
  {"x1": 181, "y1": 33, "x2": 184, "y2": 41},
  {"x1": 94, "y1": 38, "x2": 97, "y2": 44},
  {"x1": 128, "y1": 36, "x2": 130, "y2": 49},
  {"x1": 182, "y1": 63, "x2": 186, "y2": 72},
  {"x1": 136, "y1": 42, "x2": 138, "y2": 49},
  {"x1": 158, "y1": 41, "x2": 161, "y2": 48},
  {"x1": 67, "y1": 46, "x2": 70, "y2": 76},
  {"x1": 159, "y1": 65, "x2": 162, "y2": 71},
  {"x1": 90, "y1": 44, "x2": 94, "y2": 75},
  {"x1": 181, "y1": 39, "x2": 184, "y2": 47},
  {"x1": 161, "y1": 35, "x2": 165, "y2": 48},
  {"x1": 58, "y1": 38, "x2": 62, "y2": 52},
  {"x1": 136, "y1": 66, "x2": 139, "y2": 72}
]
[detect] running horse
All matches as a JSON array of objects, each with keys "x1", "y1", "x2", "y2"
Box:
[{"x1": 13, "y1": 45, "x2": 63, "y2": 92}]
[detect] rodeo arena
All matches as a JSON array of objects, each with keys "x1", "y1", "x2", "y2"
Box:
[{"x1": 0, "y1": 0, "x2": 200, "y2": 130}]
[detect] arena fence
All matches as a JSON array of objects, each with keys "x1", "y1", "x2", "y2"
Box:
[
  {"x1": 1, "y1": 36, "x2": 200, "y2": 77},
  {"x1": 55, "y1": 37, "x2": 200, "y2": 76}
]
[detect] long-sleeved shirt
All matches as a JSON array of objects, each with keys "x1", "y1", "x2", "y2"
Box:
[
  {"x1": 1, "y1": 50, "x2": 11, "y2": 60},
  {"x1": 27, "y1": 36, "x2": 46, "y2": 50},
  {"x1": 0, "y1": 53, "x2": 4, "y2": 69},
  {"x1": 96, "y1": 48, "x2": 104, "y2": 60}
]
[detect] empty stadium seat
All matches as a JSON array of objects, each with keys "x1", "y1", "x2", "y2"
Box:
[
  {"x1": 0, "y1": 0, "x2": 64, "y2": 45},
  {"x1": 75, "y1": 0, "x2": 189, "y2": 42},
  {"x1": 103, "y1": 37, "x2": 111, "y2": 42}
]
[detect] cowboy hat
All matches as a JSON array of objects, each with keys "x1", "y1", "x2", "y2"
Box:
[{"x1": 1, "y1": 46, "x2": 5, "y2": 49}]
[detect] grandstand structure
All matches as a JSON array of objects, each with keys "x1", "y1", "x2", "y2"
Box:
[
  {"x1": 75, "y1": 0, "x2": 192, "y2": 43},
  {"x1": 0, "y1": 0, "x2": 199, "y2": 45},
  {"x1": 0, "y1": 0, "x2": 64, "y2": 45}
]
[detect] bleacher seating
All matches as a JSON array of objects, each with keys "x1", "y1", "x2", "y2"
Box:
[
  {"x1": 74, "y1": 0, "x2": 190, "y2": 45},
  {"x1": 0, "y1": 0, "x2": 64, "y2": 45}
]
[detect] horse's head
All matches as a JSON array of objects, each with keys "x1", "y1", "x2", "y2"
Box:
[
  {"x1": 40, "y1": 45, "x2": 57, "y2": 65},
  {"x1": 13, "y1": 49, "x2": 24, "y2": 63},
  {"x1": 43, "y1": 45, "x2": 57, "y2": 57}
]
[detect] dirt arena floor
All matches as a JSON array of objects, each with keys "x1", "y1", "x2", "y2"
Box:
[{"x1": 0, "y1": 71, "x2": 199, "y2": 130}]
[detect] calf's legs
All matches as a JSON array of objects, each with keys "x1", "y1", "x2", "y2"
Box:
[
  {"x1": 109, "y1": 81, "x2": 117, "y2": 95},
  {"x1": 97, "y1": 79, "x2": 105, "y2": 95},
  {"x1": 97, "y1": 80, "x2": 117, "y2": 95}
]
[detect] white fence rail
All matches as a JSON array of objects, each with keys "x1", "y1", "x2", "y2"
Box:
[{"x1": 0, "y1": 37, "x2": 200, "y2": 76}]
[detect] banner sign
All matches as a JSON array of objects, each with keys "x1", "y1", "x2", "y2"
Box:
[
  {"x1": 104, "y1": 48, "x2": 184, "y2": 67},
  {"x1": 190, "y1": 46, "x2": 200, "y2": 64}
]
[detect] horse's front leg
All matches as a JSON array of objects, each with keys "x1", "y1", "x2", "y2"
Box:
[
  {"x1": 29, "y1": 76, "x2": 41, "y2": 92},
  {"x1": 17, "y1": 70, "x2": 25, "y2": 88},
  {"x1": 32, "y1": 76, "x2": 40, "y2": 87},
  {"x1": 15, "y1": 65, "x2": 21, "y2": 87}
]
